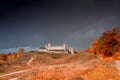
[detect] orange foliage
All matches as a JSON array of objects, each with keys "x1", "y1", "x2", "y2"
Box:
[
  {"x1": 89, "y1": 27, "x2": 120, "y2": 59},
  {"x1": 0, "y1": 48, "x2": 24, "y2": 61},
  {"x1": 0, "y1": 54, "x2": 8, "y2": 61}
]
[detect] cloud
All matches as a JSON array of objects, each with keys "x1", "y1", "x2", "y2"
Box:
[
  {"x1": 68, "y1": 27, "x2": 105, "y2": 40},
  {"x1": 0, "y1": 46, "x2": 39, "y2": 54}
]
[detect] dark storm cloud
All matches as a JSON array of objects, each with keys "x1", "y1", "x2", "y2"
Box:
[{"x1": 0, "y1": 0, "x2": 120, "y2": 52}]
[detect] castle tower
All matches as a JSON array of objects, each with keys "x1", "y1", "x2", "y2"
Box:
[
  {"x1": 45, "y1": 44, "x2": 48, "y2": 48},
  {"x1": 48, "y1": 43, "x2": 51, "y2": 47},
  {"x1": 69, "y1": 48, "x2": 75, "y2": 54},
  {"x1": 63, "y1": 43, "x2": 66, "y2": 50}
]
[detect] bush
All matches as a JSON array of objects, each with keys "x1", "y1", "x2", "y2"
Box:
[{"x1": 89, "y1": 27, "x2": 120, "y2": 59}]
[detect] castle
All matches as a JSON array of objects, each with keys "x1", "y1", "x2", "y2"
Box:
[{"x1": 38, "y1": 43, "x2": 75, "y2": 54}]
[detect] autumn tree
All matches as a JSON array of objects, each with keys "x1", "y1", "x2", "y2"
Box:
[
  {"x1": 89, "y1": 40, "x2": 99, "y2": 54},
  {"x1": 89, "y1": 27, "x2": 120, "y2": 59},
  {"x1": 0, "y1": 54, "x2": 8, "y2": 61},
  {"x1": 17, "y1": 48, "x2": 24, "y2": 58}
]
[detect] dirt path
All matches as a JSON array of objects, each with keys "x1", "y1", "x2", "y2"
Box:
[
  {"x1": 0, "y1": 55, "x2": 37, "y2": 79},
  {"x1": 27, "y1": 55, "x2": 37, "y2": 67},
  {"x1": 0, "y1": 70, "x2": 29, "y2": 78}
]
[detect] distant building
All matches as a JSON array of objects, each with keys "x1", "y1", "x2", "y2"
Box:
[
  {"x1": 69, "y1": 48, "x2": 75, "y2": 54},
  {"x1": 38, "y1": 47, "x2": 47, "y2": 52},
  {"x1": 38, "y1": 43, "x2": 75, "y2": 54}
]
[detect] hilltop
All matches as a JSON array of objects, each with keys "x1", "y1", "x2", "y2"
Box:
[
  {"x1": 0, "y1": 27, "x2": 120, "y2": 80},
  {"x1": 0, "y1": 51, "x2": 120, "y2": 80}
]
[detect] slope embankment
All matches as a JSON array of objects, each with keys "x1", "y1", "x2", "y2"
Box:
[{"x1": 0, "y1": 51, "x2": 120, "y2": 80}]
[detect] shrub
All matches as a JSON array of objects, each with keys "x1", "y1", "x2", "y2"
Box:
[{"x1": 89, "y1": 27, "x2": 120, "y2": 59}]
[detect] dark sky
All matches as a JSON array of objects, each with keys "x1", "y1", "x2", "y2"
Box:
[{"x1": 0, "y1": 0, "x2": 120, "y2": 52}]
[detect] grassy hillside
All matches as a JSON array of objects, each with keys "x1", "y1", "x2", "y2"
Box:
[{"x1": 0, "y1": 51, "x2": 120, "y2": 80}]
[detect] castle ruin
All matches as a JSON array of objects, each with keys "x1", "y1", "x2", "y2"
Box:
[{"x1": 38, "y1": 43, "x2": 75, "y2": 54}]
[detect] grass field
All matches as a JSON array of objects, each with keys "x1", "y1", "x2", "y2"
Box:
[{"x1": 0, "y1": 51, "x2": 120, "y2": 80}]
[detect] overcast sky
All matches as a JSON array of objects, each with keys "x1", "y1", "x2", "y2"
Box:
[{"x1": 0, "y1": 0, "x2": 120, "y2": 53}]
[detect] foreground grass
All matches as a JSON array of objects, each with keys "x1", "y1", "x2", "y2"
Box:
[
  {"x1": 0, "y1": 52, "x2": 120, "y2": 80},
  {"x1": 26, "y1": 60, "x2": 120, "y2": 80}
]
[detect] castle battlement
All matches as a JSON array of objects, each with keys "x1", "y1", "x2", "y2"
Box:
[{"x1": 38, "y1": 43, "x2": 74, "y2": 54}]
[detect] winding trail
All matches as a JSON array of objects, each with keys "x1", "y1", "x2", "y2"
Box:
[
  {"x1": 27, "y1": 55, "x2": 37, "y2": 67},
  {"x1": 0, "y1": 54, "x2": 37, "y2": 79},
  {"x1": 0, "y1": 70, "x2": 29, "y2": 78}
]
